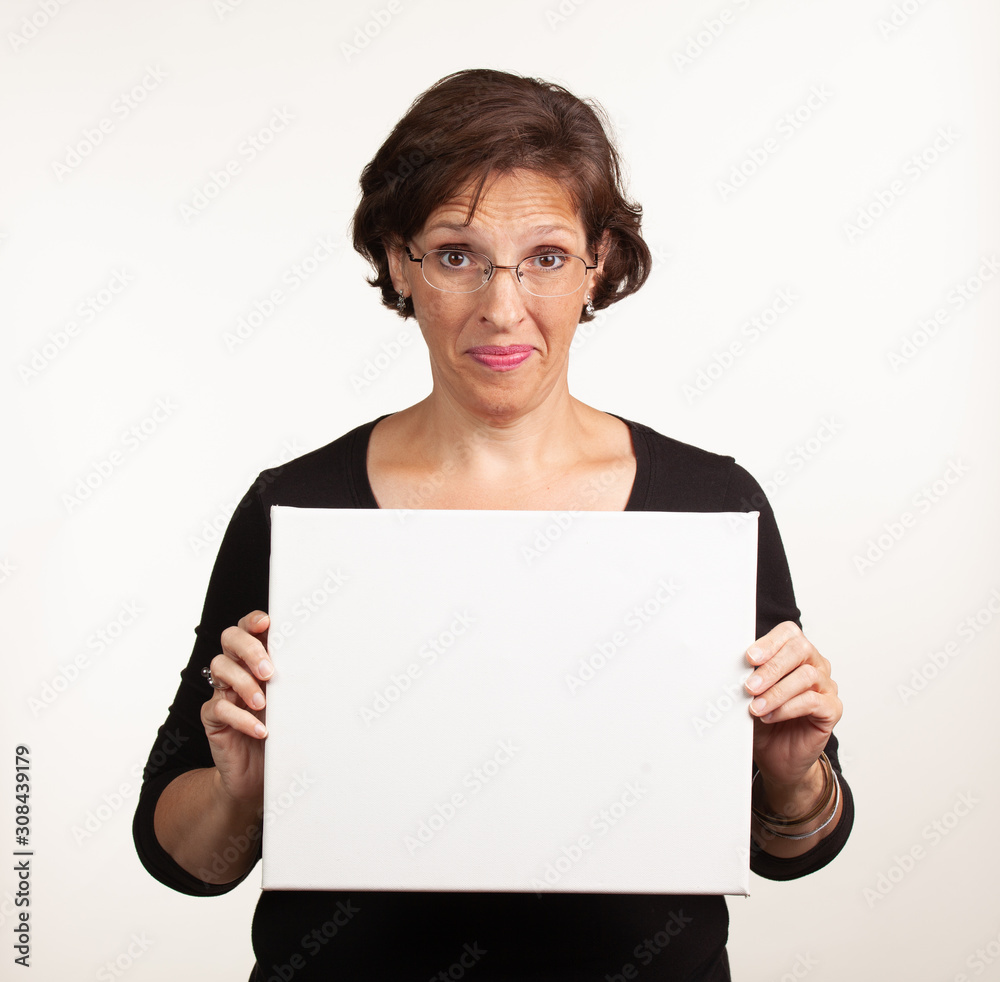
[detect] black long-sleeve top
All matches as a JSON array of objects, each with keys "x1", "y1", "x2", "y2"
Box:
[{"x1": 133, "y1": 414, "x2": 854, "y2": 981}]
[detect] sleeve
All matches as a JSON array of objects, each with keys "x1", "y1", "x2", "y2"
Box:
[
  {"x1": 131, "y1": 481, "x2": 271, "y2": 896},
  {"x1": 723, "y1": 464, "x2": 855, "y2": 880}
]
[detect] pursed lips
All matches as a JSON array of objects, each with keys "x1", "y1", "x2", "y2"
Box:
[{"x1": 466, "y1": 345, "x2": 534, "y2": 371}]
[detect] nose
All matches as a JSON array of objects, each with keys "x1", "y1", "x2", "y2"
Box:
[{"x1": 477, "y1": 265, "x2": 528, "y2": 328}]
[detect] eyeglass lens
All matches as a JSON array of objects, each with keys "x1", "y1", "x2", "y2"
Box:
[{"x1": 421, "y1": 250, "x2": 587, "y2": 297}]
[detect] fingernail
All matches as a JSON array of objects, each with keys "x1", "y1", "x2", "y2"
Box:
[
  {"x1": 751, "y1": 697, "x2": 767, "y2": 714},
  {"x1": 745, "y1": 675, "x2": 762, "y2": 692},
  {"x1": 254, "y1": 723, "x2": 267, "y2": 738},
  {"x1": 258, "y1": 660, "x2": 274, "y2": 679},
  {"x1": 250, "y1": 693, "x2": 265, "y2": 710},
  {"x1": 747, "y1": 646, "x2": 763, "y2": 663}
]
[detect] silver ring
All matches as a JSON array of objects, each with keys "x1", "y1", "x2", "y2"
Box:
[{"x1": 201, "y1": 666, "x2": 230, "y2": 690}]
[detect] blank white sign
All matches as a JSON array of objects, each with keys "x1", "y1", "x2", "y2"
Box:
[{"x1": 262, "y1": 507, "x2": 757, "y2": 895}]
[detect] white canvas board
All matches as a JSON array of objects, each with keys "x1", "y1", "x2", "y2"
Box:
[{"x1": 262, "y1": 507, "x2": 758, "y2": 895}]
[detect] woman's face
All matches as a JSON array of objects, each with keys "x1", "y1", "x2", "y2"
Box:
[{"x1": 388, "y1": 169, "x2": 603, "y2": 421}]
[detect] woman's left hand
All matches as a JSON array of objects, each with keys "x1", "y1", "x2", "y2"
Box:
[{"x1": 744, "y1": 621, "x2": 843, "y2": 790}]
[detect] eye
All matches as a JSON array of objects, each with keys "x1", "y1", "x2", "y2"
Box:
[
  {"x1": 525, "y1": 253, "x2": 569, "y2": 271},
  {"x1": 437, "y1": 250, "x2": 473, "y2": 269}
]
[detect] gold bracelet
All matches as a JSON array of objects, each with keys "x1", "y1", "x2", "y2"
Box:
[
  {"x1": 753, "y1": 771, "x2": 840, "y2": 841},
  {"x1": 751, "y1": 752, "x2": 835, "y2": 828}
]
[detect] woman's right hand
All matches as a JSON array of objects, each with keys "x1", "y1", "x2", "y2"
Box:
[{"x1": 199, "y1": 610, "x2": 273, "y2": 810}]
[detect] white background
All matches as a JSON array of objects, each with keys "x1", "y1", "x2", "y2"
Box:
[{"x1": 2, "y1": 0, "x2": 999, "y2": 979}]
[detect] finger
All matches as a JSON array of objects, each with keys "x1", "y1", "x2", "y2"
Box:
[
  {"x1": 749, "y1": 662, "x2": 827, "y2": 716},
  {"x1": 221, "y1": 617, "x2": 274, "y2": 682},
  {"x1": 748, "y1": 623, "x2": 830, "y2": 675},
  {"x1": 753, "y1": 688, "x2": 843, "y2": 727},
  {"x1": 745, "y1": 625, "x2": 820, "y2": 696},
  {"x1": 208, "y1": 653, "x2": 267, "y2": 711},
  {"x1": 201, "y1": 693, "x2": 268, "y2": 739},
  {"x1": 746, "y1": 620, "x2": 802, "y2": 667},
  {"x1": 238, "y1": 610, "x2": 270, "y2": 638}
]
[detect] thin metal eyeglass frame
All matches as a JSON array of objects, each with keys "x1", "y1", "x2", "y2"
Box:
[{"x1": 404, "y1": 246, "x2": 598, "y2": 298}]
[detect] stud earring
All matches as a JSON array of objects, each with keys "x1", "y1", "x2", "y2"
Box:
[
  {"x1": 585, "y1": 295, "x2": 594, "y2": 316},
  {"x1": 396, "y1": 291, "x2": 406, "y2": 312}
]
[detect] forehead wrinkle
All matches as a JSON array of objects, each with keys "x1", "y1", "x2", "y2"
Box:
[
  {"x1": 422, "y1": 221, "x2": 578, "y2": 238},
  {"x1": 425, "y1": 174, "x2": 581, "y2": 231},
  {"x1": 422, "y1": 203, "x2": 584, "y2": 243}
]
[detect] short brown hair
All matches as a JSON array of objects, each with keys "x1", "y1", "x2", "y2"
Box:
[{"x1": 351, "y1": 68, "x2": 651, "y2": 321}]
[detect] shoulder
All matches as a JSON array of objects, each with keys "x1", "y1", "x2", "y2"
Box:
[
  {"x1": 243, "y1": 415, "x2": 387, "y2": 510},
  {"x1": 615, "y1": 415, "x2": 752, "y2": 511},
  {"x1": 622, "y1": 416, "x2": 735, "y2": 469}
]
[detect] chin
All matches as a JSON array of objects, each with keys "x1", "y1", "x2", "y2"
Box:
[
  {"x1": 449, "y1": 366, "x2": 551, "y2": 422},
  {"x1": 477, "y1": 397, "x2": 524, "y2": 420},
  {"x1": 467, "y1": 386, "x2": 532, "y2": 422}
]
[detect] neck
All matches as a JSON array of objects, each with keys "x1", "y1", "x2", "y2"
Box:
[{"x1": 399, "y1": 384, "x2": 594, "y2": 477}]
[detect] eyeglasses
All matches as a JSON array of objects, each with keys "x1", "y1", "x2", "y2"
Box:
[{"x1": 405, "y1": 246, "x2": 598, "y2": 298}]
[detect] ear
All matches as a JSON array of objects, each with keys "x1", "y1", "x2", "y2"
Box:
[{"x1": 384, "y1": 237, "x2": 410, "y2": 296}]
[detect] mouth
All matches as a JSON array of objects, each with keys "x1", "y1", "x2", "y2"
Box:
[{"x1": 467, "y1": 345, "x2": 534, "y2": 372}]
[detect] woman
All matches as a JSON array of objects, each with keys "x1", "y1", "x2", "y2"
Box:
[{"x1": 134, "y1": 69, "x2": 852, "y2": 981}]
